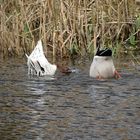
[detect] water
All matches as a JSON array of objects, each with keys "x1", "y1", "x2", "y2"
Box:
[{"x1": 0, "y1": 58, "x2": 140, "y2": 140}]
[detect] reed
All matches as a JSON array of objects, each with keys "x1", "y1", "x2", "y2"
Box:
[{"x1": 0, "y1": 0, "x2": 139, "y2": 58}]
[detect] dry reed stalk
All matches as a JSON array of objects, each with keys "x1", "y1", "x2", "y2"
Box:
[
  {"x1": 19, "y1": 0, "x2": 35, "y2": 51},
  {"x1": 60, "y1": 0, "x2": 67, "y2": 30},
  {"x1": 42, "y1": 1, "x2": 47, "y2": 52},
  {"x1": 101, "y1": 6, "x2": 105, "y2": 47},
  {"x1": 117, "y1": 1, "x2": 121, "y2": 39},
  {"x1": 0, "y1": 0, "x2": 139, "y2": 58},
  {"x1": 93, "y1": 0, "x2": 99, "y2": 54},
  {"x1": 52, "y1": 31, "x2": 56, "y2": 58}
]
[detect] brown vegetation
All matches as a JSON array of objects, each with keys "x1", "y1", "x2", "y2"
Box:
[{"x1": 0, "y1": 0, "x2": 140, "y2": 58}]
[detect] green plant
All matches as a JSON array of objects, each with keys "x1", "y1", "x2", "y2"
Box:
[
  {"x1": 136, "y1": 16, "x2": 140, "y2": 30},
  {"x1": 69, "y1": 43, "x2": 79, "y2": 56},
  {"x1": 129, "y1": 34, "x2": 137, "y2": 46}
]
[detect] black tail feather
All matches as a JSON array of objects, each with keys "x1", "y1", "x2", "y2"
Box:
[{"x1": 96, "y1": 48, "x2": 112, "y2": 56}]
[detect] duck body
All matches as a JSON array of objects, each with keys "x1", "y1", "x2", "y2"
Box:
[
  {"x1": 89, "y1": 48, "x2": 120, "y2": 79},
  {"x1": 90, "y1": 55, "x2": 115, "y2": 78},
  {"x1": 26, "y1": 40, "x2": 57, "y2": 76}
]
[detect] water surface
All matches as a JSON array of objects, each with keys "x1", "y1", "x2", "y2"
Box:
[{"x1": 0, "y1": 58, "x2": 140, "y2": 140}]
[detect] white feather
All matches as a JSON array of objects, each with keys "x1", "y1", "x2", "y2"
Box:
[
  {"x1": 89, "y1": 56, "x2": 115, "y2": 78},
  {"x1": 26, "y1": 40, "x2": 57, "y2": 76}
]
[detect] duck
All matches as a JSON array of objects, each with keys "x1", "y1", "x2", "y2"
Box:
[
  {"x1": 26, "y1": 40, "x2": 57, "y2": 76},
  {"x1": 89, "y1": 39, "x2": 121, "y2": 79}
]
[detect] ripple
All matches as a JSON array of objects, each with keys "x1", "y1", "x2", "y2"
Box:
[{"x1": 0, "y1": 58, "x2": 140, "y2": 140}]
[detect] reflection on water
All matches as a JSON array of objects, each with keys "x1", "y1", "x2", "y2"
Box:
[{"x1": 0, "y1": 58, "x2": 140, "y2": 140}]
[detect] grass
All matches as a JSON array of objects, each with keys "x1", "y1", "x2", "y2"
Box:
[{"x1": 0, "y1": 0, "x2": 140, "y2": 59}]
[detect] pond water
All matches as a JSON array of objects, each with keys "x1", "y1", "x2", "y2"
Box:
[{"x1": 0, "y1": 57, "x2": 140, "y2": 140}]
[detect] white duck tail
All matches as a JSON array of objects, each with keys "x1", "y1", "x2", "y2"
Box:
[
  {"x1": 26, "y1": 40, "x2": 57, "y2": 76},
  {"x1": 89, "y1": 47, "x2": 118, "y2": 79},
  {"x1": 89, "y1": 55, "x2": 115, "y2": 78}
]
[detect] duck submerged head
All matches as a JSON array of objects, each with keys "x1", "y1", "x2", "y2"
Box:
[{"x1": 56, "y1": 64, "x2": 73, "y2": 74}]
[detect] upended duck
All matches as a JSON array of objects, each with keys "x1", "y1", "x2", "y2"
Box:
[
  {"x1": 26, "y1": 40, "x2": 57, "y2": 76},
  {"x1": 89, "y1": 47, "x2": 121, "y2": 79}
]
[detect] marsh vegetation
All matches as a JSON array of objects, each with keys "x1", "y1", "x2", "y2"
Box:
[{"x1": 0, "y1": 0, "x2": 140, "y2": 58}]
